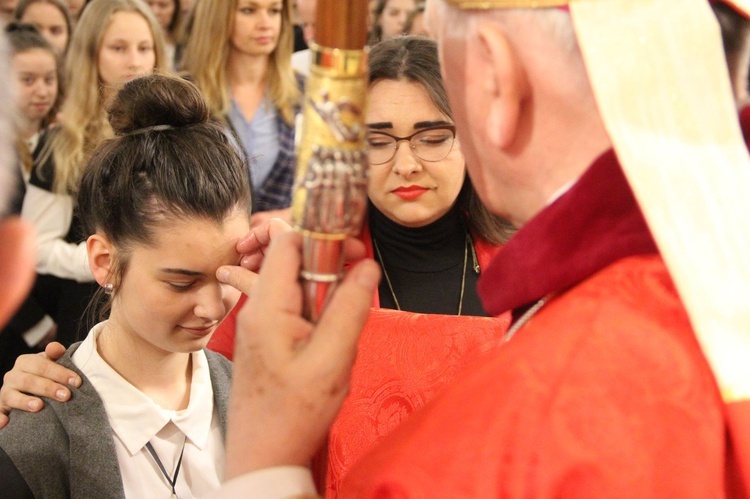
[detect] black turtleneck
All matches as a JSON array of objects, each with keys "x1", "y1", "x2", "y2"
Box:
[{"x1": 368, "y1": 202, "x2": 488, "y2": 316}]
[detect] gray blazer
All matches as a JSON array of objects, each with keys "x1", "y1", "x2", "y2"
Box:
[{"x1": 0, "y1": 343, "x2": 232, "y2": 498}]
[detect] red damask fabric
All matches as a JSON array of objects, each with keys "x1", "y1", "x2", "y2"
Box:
[
  {"x1": 325, "y1": 309, "x2": 510, "y2": 497},
  {"x1": 340, "y1": 256, "x2": 727, "y2": 498}
]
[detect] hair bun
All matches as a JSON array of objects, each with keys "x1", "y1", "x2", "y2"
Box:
[{"x1": 108, "y1": 73, "x2": 210, "y2": 136}]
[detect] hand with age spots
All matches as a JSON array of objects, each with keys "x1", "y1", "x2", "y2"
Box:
[{"x1": 216, "y1": 230, "x2": 380, "y2": 478}]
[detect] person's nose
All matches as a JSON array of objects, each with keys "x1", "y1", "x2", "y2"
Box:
[
  {"x1": 258, "y1": 9, "x2": 273, "y2": 28},
  {"x1": 391, "y1": 140, "x2": 423, "y2": 176},
  {"x1": 31, "y1": 79, "x2": 48, "y2": 97},
  {"x1": 193, "y1": 283, "x2": 228, "y2": 322}
]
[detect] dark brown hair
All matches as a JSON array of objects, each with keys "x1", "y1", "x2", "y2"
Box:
[
  {"x1": 78, "y1": 73, "x2": 252, "y2": 309},
  {"x1": 367, "y1": 36, "x2": 515, "y2": 244}
]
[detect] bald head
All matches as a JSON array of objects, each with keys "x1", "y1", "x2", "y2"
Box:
[{"x1": 424, "y1": 0, "x2": 610, "y2": 225}]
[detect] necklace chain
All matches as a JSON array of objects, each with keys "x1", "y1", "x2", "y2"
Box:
[{"x1": 372, "y1": 231, "x2": 475, "y2": 316}]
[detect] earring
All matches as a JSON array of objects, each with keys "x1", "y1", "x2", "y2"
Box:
[{"x1": 104, "y1": 283, "x2": 114, "y2": 294}]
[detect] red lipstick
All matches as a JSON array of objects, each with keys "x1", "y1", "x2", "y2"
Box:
[{"x1": 392, "y1": 185, "x2": 429, "y2": 200}]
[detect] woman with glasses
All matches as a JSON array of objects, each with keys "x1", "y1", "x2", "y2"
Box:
[
  {"x1": 0, "y1": 35, "x2": 513, "y2": 498},
  {"x1": 363, "y1": 59, "x2": 501, "y2": 316},
  {"x1": 210, "y1": 35, "x2": 515, "y2": 495}
]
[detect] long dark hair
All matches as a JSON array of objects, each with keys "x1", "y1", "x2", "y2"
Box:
[{"x1": 368, "y1": 36, "x2": 515, "y2": 244}]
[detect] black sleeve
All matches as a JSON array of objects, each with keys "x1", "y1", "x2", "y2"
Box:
[
  {"x1": 0, "y1": 447, "x2": 34, "y2": 498},
  {"x1": 4, "y1": 295, "x2": 48, "y2": 337},
  {"x1": 29, "y1": 129, "x2": 56, "y2": 192}
]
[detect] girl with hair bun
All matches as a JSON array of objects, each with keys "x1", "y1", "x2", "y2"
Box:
[
  {"x1": 0, "y1": 73, "x2": 251, "y2": 498},
  {"x1": 22, "y1": 0, "x2": 167, "y2": 347}
]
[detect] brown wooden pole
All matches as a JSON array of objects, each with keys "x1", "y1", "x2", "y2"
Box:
[{"x1": 315, "y1": 0, "x2": 369, "y2": 49}]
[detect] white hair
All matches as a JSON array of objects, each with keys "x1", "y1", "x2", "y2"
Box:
[
  {"x1": 431, "y1": 1, "x2": 578, "y2": 54},
  {"x1": 0, "y1": 35, "x2": 15, "y2": 218},
  {"x1": 427, "y1": 1, "x2": 589, "y2": 96}
]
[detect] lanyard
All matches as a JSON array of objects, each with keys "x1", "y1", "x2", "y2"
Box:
[{"x1": 145, "y1": 436, "x2": 187, "y2": 498}]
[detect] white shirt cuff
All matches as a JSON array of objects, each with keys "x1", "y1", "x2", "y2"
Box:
[
  {"x1": 204, "y1": 466, "x2": 317, "y2": 499},
  {"x1": 22, "y1": 315, "x2": 55, "y2": 347}
]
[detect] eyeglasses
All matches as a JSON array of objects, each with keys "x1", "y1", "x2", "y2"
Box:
[{"x1": 366, "y1": 125, "x2": 456, "y2": 165}]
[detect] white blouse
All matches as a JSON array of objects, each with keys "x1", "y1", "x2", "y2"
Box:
[{"x1": 72, "y1": 323, "x2": 225, "y2": 498}]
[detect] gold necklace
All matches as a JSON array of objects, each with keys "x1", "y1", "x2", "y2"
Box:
[{"x1": 372, "y1": 231, "x2": 476, "y2": 316}]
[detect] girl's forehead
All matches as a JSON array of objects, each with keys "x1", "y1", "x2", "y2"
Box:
[
  {"x1": 150, "y1": 212, "x2": 249, "y2": 246},
  {"x1": 131, "y1": 215, "x2": 248, "y2": 267},
  {"x1": 13, "y1": 48, "x2": 58, "y2": 65}
]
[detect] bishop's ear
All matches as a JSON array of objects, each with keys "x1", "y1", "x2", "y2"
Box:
[
  {"x1": 474, "y1": 22, "x2": 529, "y2": 150},
  {"x1": 87, "y1": 234, "x2": 116, "y2": 288}
]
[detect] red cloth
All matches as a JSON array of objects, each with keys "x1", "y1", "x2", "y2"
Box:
[
  {"x1": 740, "y1": 105, "x2": 750, "y2": 147},
  {"x1": 326, "y1": 309, "x2": 510, "y2": 497},
  {"x1": 340, "y1": 256, "x2": 725, "y2": 498},
  {"x1": 208, "y1": 219, "x2": 510, "y2": 496},
  {"x1": 206, "y1": 296, "x2": 242, "y2": 361},
  {"x1": 339, "y1": 150, "x2": 732, "y2": 497},
  {"x1": 208, "y1": 221, "x2": 502, "y2": 358}
]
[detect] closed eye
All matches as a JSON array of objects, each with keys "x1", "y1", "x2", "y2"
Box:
[
  {"x1": 367, "y1": 135, "x2": 393, "y2": 148},
  {"x1": 168, "y1": 281, "x2": 197, "y2": 291}
]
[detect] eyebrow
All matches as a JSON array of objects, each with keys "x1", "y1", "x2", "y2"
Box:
[
  {"x1": 414, "y1": 120, "x2": 452, "y2": 129},
  {"x1": 240, "y1": 1, "x2": 282, "y2": 6},
  {"x1": 367, "y1": 120, "x2": 453, "y2": 131},
  {"x1": 160, "y1": 268, "x2": 203, "y2": 277}
]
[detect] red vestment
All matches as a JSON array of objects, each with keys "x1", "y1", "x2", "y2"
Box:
[{"x1": 340, "y1": 150, "x2": 731, "y2": 498}]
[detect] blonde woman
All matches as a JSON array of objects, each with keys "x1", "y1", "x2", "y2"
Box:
[
  {"x1": 182, "y1": 0, "x2": 302, "y2": 214},
  {"x1": 22, "y1": 0, "x2": 166, "y2": 346}
]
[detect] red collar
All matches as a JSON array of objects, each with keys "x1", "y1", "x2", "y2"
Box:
[
  {"x1": 739, "y1": 104, "x2": 750, "y2": 146},
  {"x1": 478, "y1": 149, "x2": 659, "y2": 316}
]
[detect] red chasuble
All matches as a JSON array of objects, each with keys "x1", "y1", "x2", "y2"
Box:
[{"x1": 339, "y1": 150, "x2": 730, "y2": 498}]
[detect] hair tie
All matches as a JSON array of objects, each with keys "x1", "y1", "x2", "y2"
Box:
[{"x1": 125, "y1": 124, "x2": 176, "y2": 136}]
